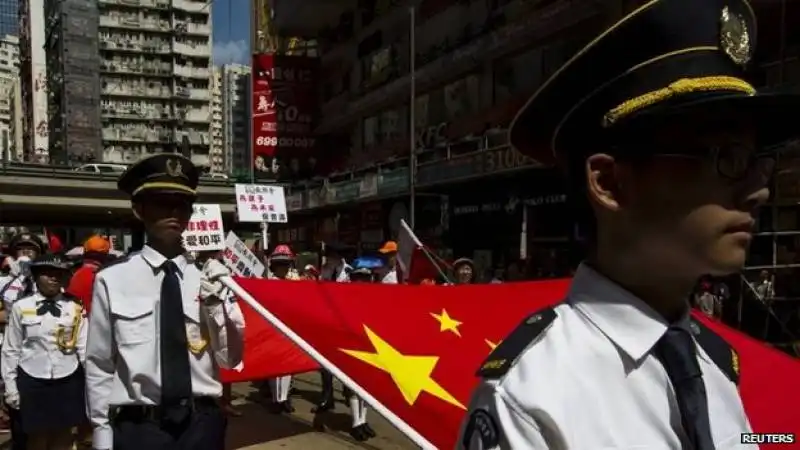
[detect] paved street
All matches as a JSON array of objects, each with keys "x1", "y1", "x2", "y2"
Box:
[{"x1": 0, "y1": 373, "x2": 418, "y2": 450}]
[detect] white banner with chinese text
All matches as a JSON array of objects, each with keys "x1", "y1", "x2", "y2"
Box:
[{"x1": 235, "y1": 184, "x2": 288, "y2": 223}]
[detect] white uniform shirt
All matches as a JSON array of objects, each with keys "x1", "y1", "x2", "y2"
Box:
[
  {"x1": 322, "y1": 261, "x2": 352, "y2": 283},
  {"x1": 460, "y1": 264, "x2": 753, "y2": 450},
  {"x1": 85, "y1": 246, "x2": 246, "y2": 449},
  {"x1": 381, "y1": 269, "x2": 398, "y2": 284},
  {"x1": 1, "y1": 293, "x2": 87, "y2": 397}
]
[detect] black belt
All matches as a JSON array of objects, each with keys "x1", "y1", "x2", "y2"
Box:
[{"x1": 113, "y1": 396, "x2": 218, "y2": 422}]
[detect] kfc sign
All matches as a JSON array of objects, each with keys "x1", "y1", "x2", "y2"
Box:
[{"x1": 251, "y1": 53, "x2": 319, "y2": 180}]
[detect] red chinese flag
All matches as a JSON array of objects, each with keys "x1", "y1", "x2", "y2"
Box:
[
  {"x1": 233, "y1": 277, "x2": 566, "y2": 448},
  {"x1": 219, "y1": 297, "x2": 319, "y2": 383},
  {"x1": 233, "y1": 277, "x2": 800, "y2": 449}
]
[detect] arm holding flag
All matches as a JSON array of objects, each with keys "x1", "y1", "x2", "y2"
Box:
[{"x1": 199, "y1": 259, "x2": 245, "y2": 370}]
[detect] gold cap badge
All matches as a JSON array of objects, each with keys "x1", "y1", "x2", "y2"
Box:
[
  {"x1": 731, "y1": 349, "x2": 740, "y2": 376},
  {"x1": 166, "y1": 158, "x2": 184, "y2": 177},
  {"x1": 720, "y1": 5, "x2": 751, "y2": 66}
]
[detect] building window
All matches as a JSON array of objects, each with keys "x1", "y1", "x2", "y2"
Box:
[
  {"x1": 363, "y1": 115, "x2": 379, "y2": 148},
  {"x1": 362, "y1": 46, "x2": 394, "y2": 87},
  {"x1": 363, "y1": 106, "x2": 405, "y2": 148},
  {"x1": 493, "y1": 48, "x2": 543, "y2": 102},
  {"x1": 444, "y1": 74, "x2": 481, "y2": 120}
]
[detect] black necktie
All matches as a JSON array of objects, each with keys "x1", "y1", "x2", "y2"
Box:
[
  {"x1": 159, "y1": 261, "x2": 193, "y2": 416},
  {"x1": 37, "y1": 298, "x2": 60, "y2": 317},
  {"x1": 655, "y1": 327, "x2": 715, "y2": 450}
]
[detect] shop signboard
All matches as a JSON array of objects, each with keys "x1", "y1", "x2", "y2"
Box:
[
  {"x1": 416, "y1": 145, "x2": 540, "y2": 187},
  {"x1": 377, "y1": 168, "x2": 409, "y2": 196},
  {"x1": 334, "y1": 180, "x2": 361, "y2": 203}
]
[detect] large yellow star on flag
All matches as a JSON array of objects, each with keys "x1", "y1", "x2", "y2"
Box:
[
  {"x1": 340, "y1": 325, "x2": 465, "y2": 410},
  {"x1": 430, "y1": 309, "x2": 462, "y2": 337}
]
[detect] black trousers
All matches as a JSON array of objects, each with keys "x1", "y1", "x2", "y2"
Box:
[
  {"x1": 8, "y1": 406, "x2": 26, "y2": 450},
  {"x1": 112, "y1": 398, "x2": 226, "y2": 450}
]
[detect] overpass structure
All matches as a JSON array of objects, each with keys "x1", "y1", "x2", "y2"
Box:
[{"x1": 0, "y1": 165, "x2": 238, "y2": 226}]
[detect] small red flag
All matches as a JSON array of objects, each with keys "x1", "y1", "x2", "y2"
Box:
[
  {"x1": 45, "y1": 228, "x2": 63, "y2": 253},
  {"x1": 232, "y1": 277, "x2": 800, "y2": 449}
]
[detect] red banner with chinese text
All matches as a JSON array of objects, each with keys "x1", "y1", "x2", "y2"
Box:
[{"x1": 251, "y1": 54, "x2": 318, "y2": 180}]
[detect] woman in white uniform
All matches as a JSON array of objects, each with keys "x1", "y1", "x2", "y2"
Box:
[{"x1": 1, "y1": 254, "x2": 87, "y2": 450}]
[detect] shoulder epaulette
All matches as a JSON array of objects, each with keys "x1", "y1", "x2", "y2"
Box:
[
  {"x1": 691, "y1": 318, "x2": 739, "y2": 385},
  {"x1": 97, "y1": 254, "x2": 132, "y2": 273},
  {"x1": 477, "y1": 307, "x2": 557, "y2": 379}
]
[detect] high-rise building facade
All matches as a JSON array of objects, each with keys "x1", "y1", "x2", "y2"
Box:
[
  {"x1": 219, "y1": 63, "x2": 249, "y2": 177},
  {"x1": 209, "y1": 65, "x2": 224, "y2": 173},
  {"x1": 19, "y1": 0, "x2": 48, "y2": 162},
  {"x1": 97, "y1": 0, "x2": 212, "y2": 167},
  {"x1": 0, "y1": 34, "x2": 21, "y2": 160},
  {"x1": 44, "y1": 0, "x2": 103, "y2": 165}
]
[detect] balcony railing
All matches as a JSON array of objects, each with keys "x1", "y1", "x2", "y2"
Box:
[{"x1": 173, "y1": 41, "x2": 211, "y2": 58}]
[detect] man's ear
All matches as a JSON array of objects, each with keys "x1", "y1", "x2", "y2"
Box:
[
  {"x1": 131, "y1": 201, "x2": 144, "y2": 221},
  {"x1": 585, "y1": 153, "x2": 623, "y2": 213}
]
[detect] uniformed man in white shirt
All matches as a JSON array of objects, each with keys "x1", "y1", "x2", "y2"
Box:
[
  {"x1": 1, "y1": 253, "x2": 87, "y2": 450},
  {"x1": 85, "y1": 154, "x2": 245, "y2": 450},
  {"x1": 459, "y1": 0, "x2": 795, "y2": 448}
]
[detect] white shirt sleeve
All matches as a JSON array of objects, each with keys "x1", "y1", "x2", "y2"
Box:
[
  {"x1": 84, "y1": 275, "x2": 115, "y2": 450},
  {"x1": 1, "y1": 303, "x2": 23, "y2": 399},
  {"x1": 458, "y1": 380, "x2": 552, "y2": 450},
  {"x1": 204, "y1": 291, "x2": 245, "y2": 370}
]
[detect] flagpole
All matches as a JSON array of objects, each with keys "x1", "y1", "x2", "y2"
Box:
[
  {"x1": 408, "y1": 5, "x2": 416, "y2": 229},
  {"x1": 219, "y1": 276, "x2": 437, "y2": 450}
]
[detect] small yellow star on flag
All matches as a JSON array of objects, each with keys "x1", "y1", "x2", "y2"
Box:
[{"x1": 430, "y1": 309, "x2": 462, "y2": 337}]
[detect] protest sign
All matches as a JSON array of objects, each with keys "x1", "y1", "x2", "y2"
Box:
[
  {"x1": 222, "y1": 231, "x2": 265, "y2": 277},
  {"x1": 182, "y1": 204, "x2": 225, "y2": 251},
  {"x1": 235, "y1": 184, "x2": 288, "y2": 223}
]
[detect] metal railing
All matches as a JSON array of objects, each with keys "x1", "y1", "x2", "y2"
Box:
[{"x1": 0, "y1": 162, "x2": 237, "y2": 186}]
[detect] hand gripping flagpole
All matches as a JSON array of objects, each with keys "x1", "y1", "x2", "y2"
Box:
[{"x1": 218, "y1": 275, "x2": 437, "y2": 450}]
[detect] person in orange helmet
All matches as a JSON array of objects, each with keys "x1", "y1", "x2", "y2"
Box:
[{"x1": 65, "y1": 235, "x2": 111, "y2": 316}]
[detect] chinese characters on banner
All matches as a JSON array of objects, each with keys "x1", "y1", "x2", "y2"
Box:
[
  {"x1": 234, "y1": 184, "x2": 288, "y2": 223},
  {"x1": 222, "y1": 231, "x2": 265, "y2": 277},
  {"x1": 182, "y1": 204, "x2": 225, "y2": 251},
  {"x1": 251, "y1": 53, "x2": 318, "y2": 180}
]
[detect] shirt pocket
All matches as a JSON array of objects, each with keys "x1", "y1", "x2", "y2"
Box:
[
  {"x1": 111, "y1": 301, "x2": 155, "y2": 345},
  {"x1": 20, "y1": 315, "x2": 44, "y2": 339}
]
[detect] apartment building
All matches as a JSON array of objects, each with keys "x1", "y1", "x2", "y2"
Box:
[
  {"x1": 219, "y1": 63, "x2": 250, "y2": 177},
  {"x1": 44, "y1": 0, "x2": 103, "y2": 164},
  {"x1": 0, "y1": 34, "x2": 21, "y2": 160},
  {"x1": 19, "y1": 0, "x2": 48, "y2": 162},
  {"x1": 209, "y1": 65, "x2": 224, "y2": 172},
  {"x1": 97, "y1": 0, "x2": 213, "y2": 167}
]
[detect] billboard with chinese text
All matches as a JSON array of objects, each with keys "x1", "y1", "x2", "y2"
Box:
[{"x1": 251, "y1": 53, "x2": 319, "y2": 181}]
